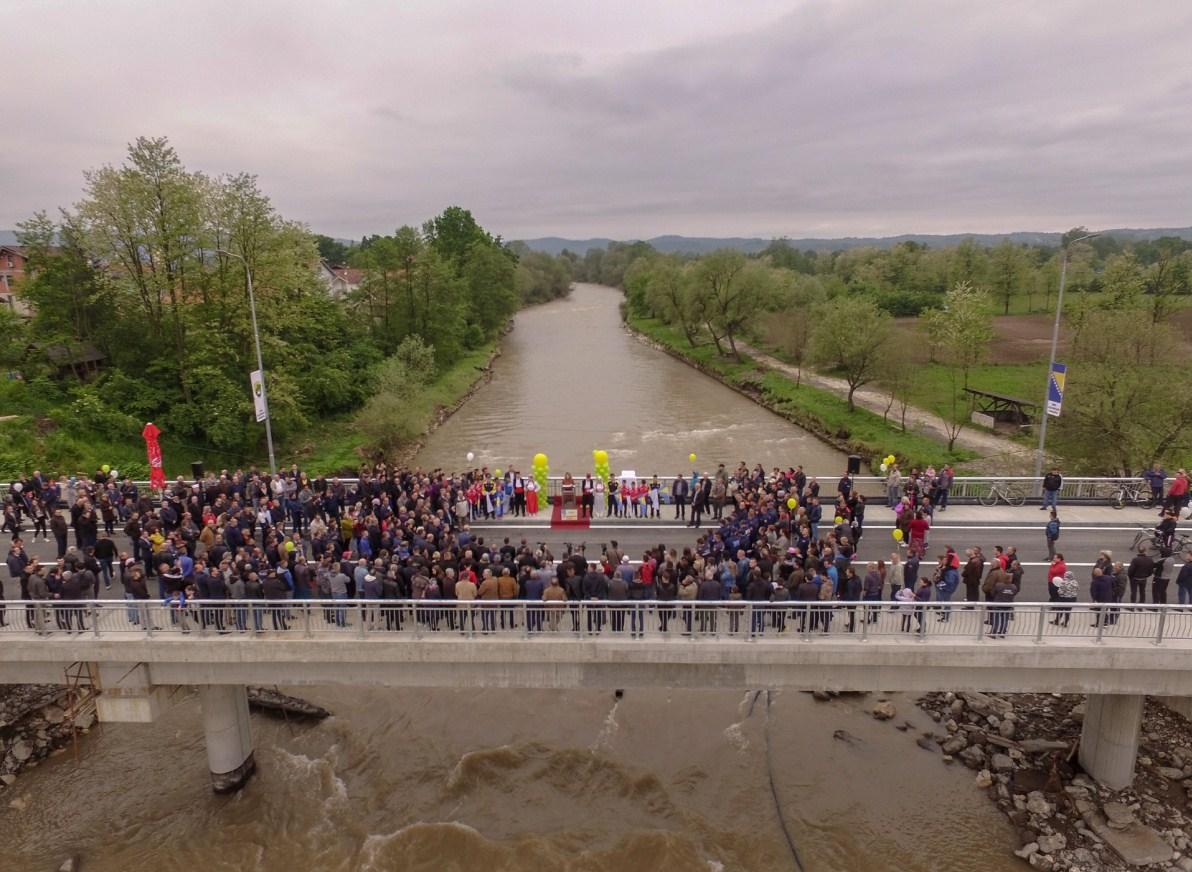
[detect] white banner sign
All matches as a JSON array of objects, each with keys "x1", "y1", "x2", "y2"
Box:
[{"x1": 249, "y1": 369, "x2": 268, "y2": 422}]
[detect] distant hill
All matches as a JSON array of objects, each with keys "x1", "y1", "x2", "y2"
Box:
[{"x1": 518, "y1": 227, "x2": 1192, "y2": 256}]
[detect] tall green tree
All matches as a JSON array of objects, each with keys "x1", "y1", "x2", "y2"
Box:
[{"x1": 809, "y1": 297, "x2": 893, "y2": 410}]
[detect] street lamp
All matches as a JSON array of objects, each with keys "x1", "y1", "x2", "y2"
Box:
[
  {"x1": 216, "y1": 248, "x2": 277, "y2": 475},
  {"x1": 1033, "y1": 230, "x2": 1099, "y2": 480}
]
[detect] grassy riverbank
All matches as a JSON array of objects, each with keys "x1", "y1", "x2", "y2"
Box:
[
  {"x1": 627, "y1": 314, "x2": 978, "y2": 472},
  {"x1": 0, "y1": 338, "x2": 500, "y2": 480}
]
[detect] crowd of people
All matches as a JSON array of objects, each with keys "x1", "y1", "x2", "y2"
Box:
[{"x1": 0, "y1": 461, "x2": 1188, "y2": 638}]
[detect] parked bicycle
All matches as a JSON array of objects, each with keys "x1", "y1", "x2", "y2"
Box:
[
  {"x1": 978, "y1": 480, "x2": 1027, "y2": 507},
  {"x1": 1107, "y1": 479, "x2": 1151, "y2": 509}
]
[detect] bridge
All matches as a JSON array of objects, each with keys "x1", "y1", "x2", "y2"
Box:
[{"x1": 2, "y1": 599, "x2": 1191, "y2": 793}]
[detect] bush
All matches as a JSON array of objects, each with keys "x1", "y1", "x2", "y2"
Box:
[{"x1": 872, "y1": 290, "x2": 942, "y2": 317}]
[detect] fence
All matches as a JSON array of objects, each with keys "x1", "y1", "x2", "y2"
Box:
[
  {"x1": 5, "y1": 599, "x2": 1191, "y2": 645},
  {"x1": 4, "y1": 475, "x2": 1155, "y2": 505}
]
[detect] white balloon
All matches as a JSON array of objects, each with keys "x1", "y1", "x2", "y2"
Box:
[
  {"x1": 466, "y1": 452, "x2": 475, "y2": 462},
  {"x1": 12, "y1": 482, "x2": 22, "y2": 493},
  {"x1": 1181, "y1": 506, "x2": 1192, "y2": 521}
]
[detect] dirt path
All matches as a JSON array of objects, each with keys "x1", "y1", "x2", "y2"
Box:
[{"x1": 736, "y1": 341, "x2": 1035, "y2": 471}]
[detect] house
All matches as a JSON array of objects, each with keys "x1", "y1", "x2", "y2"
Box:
[
  {"x1": 314, "y1": 260, "x2": 363, "y2": 299},
  {"x1": 0, "y1": 245, "x2": 31, "y2": 315},
  {"x1": 42, "y1": 342, "x2": 107, "y2": 380}
]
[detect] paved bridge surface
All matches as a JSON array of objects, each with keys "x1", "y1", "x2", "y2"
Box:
[{"x1": 1, "y1": 600, "x2": 1187, "y2": 793}]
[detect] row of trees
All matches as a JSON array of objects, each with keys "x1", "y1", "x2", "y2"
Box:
[
  {"x1": 1, "y1": 136, "x2": 572, "y2": 464},
  {"x1": 623, "y1": 242, "x2": 1192, "y2": 471}
]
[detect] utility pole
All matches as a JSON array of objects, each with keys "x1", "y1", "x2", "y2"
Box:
[
  {"x1": 217, "y1": 249, "x2": 277, "y2": 475},
  {"x1": 1033, "y1": 230, "x2": 1098, "y2": 480}
]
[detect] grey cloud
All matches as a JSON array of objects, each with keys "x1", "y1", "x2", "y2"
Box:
[{"x1": 1, "y1": 0, "x2": 1190, "y2": 239}]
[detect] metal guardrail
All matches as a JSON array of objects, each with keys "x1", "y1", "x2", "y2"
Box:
[
  {"x1": 0, "y1": 476, "x2": 1171, "y2": 506},
  {"x1": 3, "y1": 599, "x2": 1190, "y2": 645}
]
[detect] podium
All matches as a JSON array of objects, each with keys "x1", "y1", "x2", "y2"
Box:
[{"x1": 560, "y1": 481, "x2": 578, "y2": 521}]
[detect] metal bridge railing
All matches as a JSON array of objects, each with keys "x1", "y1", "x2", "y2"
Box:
[
  {"x1": 4, "y1": 475, "x2": 1160, "y2": 506},
  {"x1": 4, "y1": 600, "x2": 1190, "y2": 646}
]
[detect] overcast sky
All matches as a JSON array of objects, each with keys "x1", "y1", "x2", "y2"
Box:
[{"x1": 2, "y1": 0, "x2": 1190, "y2": 240}]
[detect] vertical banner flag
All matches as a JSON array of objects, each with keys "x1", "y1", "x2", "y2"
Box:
[
  {"x1": 141, "y1": 421, "x2": 166, "y2": 490},
  {"x1": 1046, "y1": 362, "x2": 1067, "y2": 417},
  {"x1": 249, "y1": 369, "x2": 268, "y2": 423}
]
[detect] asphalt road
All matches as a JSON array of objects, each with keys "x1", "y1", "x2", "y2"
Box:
[{"x1": 2, "y1": 504, "x2": 1186, "y2": 605}]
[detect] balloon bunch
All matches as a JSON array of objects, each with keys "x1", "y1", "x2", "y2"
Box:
[
  {"x1": 532, "y1": 452, "x2": 550, "y2": 495},
  {"x1": 592, "y1": 449, "x2": 611, "y2": 482},
  {"x1": 879, "y1": 453, "x2": 896, "y2": 473}
]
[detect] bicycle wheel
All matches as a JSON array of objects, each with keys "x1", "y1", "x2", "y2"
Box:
[
  {"x1": 978, "y1": 487, "x2": 999, "y2": 507},
  {"x1": 1005, "y1": 485, "x2": 1027, "y2": 507}
]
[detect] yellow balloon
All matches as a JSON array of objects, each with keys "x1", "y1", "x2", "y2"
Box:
[
  {"x1": 892, "y1": 529, "x2": 904, "y2": 541},
  {"x1": 495, "y1": 469, "x2": 502, "y2": 477},
  {"x1": 787, "y1": 498, "x2": 796, "y2": 509},
  {"x1": 689, "y1": 453, "x2": 697, "y2": 463},
  {"x1": 834, "y1": 515, "x2": 844, "y2": 525},
  {"x1": 533, "y1": 453, "x2": 547, "y2": 468}
]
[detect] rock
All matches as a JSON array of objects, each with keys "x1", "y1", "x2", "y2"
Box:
[
  {"x1": 1020, "y1": 739, "x2": 1071, "y2": 754},
  {"x1": 1178, "y1": 856, "x2": 1192, "y2": 872},
  {"x1": 872, "y1": 701, "x2": 896, "y2": 721},
  {"x1": 951, "y1": 699, "x2": 965, "y2": 716},
  {"x1": 1085, "y1": 812, "x2": 1176, "y2": 866},
  {"x1": 1104, "y1": 801, "x2": 1136, "y2": 830},
  {"x1": 963, "y1": 691, "x2": 1013, "y2": 718},
  {"x1": 1070, "y1": 702, "x2": 1086, "y2": 722},
  {"x1": 916, "y1": 736, "x2": 938, "y2": 752},
  {"x1": 0, "y1": 774, "x2": 14, "y2": 786},
  {"x1": 1027, "y1": 791, "x2": 1054, "y2": 817},
  {"x1": 1014, "y1": 842, "x2": 1039, "y2": 859},
  {"x1": 942, "y1": 737, "x2": 968, "y2": 756},
  {"x1": 960, "y1": 746, "x2": 987, "y2": 769},
  {"x1": 1036, "y1": 832, "x2": 1067, "y2": 854},
  {"x1": 812, "y1": 690, "x2": 831, "y2": 701},
  {"x1": 945, "y1": 719, "x2": 959, "y2": 733},
  {"x1": 1159, "y1": 767, "x2": 1187, "y2": 781},
  {"x1": 1027, "y1": 852, "x2": 1054, "y2": 870},
  {"x1": 8, "y1": 796, "x2": 26, "y2": 811},
  {"x1": 992, "y1": 753, "x2": 1015, "y2": 771},
  {"x1": 999, "y1": 719, "x2": 1017, "y2": 740},
  {"x1": 58, "y1": 858, "x2": 78, "y2": 872},
  {"x1": 975, "y1": 769, "x2": 993, "y2": 788},
  {"x1": 833, "y1": 729, "x2": 861, "y2": 745},
  {"x1": 42, "y1": 705, "x2": 65, "y2": 725},
  {"x1": 10, "y1": 741, "x2": 32, "y2": 763}
]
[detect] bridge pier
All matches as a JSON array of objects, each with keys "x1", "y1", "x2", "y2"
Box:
[
  {"x1": 199, "y1": 685, "x2": 255, "y2": 793},
  {"x1": 1079, "y1": 693, "x2": 1143, "y2": 790}
]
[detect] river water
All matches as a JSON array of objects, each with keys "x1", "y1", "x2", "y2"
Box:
[
  {"x1": 415, "y1": 283, "x2": 846, "y2": 476},
  {"x1": 3, "y1": 284, "x2": 1018, "y2": 871}
]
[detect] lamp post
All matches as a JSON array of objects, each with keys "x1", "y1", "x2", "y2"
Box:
[
  {"x1": 217, "y1": 248, "x2": 277, "y2": 475},
  {"x1": 1033, "y1": 231, "x2": 1098, "y2": 480}
]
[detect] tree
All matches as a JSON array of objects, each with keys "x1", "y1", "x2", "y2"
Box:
[
  {"x1": 689, "y1": 250, "x2": 774, "y2": 359},
  {"x1": 922, "y1": 282, "x2": 994, "y2": 449},
  {"x1": 314, "y1": 234, "x2": 351, "y2": 265},
  {"x1": 809, "y1": 297, "x2": 893, "y2": 410},
  {"x1": 988, "y1": 240, "x2": 1027, "y2": 315},
  {"x1": 1056, "y1": 312, "x2": 1192, "y2": 473},
  {"x1": 774, "y1": 275, "x2": 824, "y2": 387}
]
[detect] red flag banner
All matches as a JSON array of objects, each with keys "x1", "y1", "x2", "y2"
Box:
[{"x1": 142, "y1": 421, "x2": 166, "y2": 490}]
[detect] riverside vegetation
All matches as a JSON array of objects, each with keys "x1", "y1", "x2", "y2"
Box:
[
  {"x1": 593, "y1": 233, "x2": 1192, "y2": 474},
  {"x1": 0, "y1": 137, "x2": 573, "y2": 478}
]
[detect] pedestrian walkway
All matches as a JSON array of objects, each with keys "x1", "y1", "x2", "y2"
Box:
[{"x1": 735, "y1": 340, "x2": 1034, "y2": 470}]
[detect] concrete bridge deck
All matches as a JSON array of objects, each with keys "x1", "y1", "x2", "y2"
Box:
[{"x1": 2, "y1": 600, "x2": 1187, "y2": 793}]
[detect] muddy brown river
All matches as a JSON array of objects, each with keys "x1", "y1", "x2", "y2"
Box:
[{"x1": 2, "y1": 284, "x2": 1018, "y2": 871}]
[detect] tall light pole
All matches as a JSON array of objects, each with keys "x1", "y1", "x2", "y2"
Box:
[
  {"x1": 217, "y1": 248, "x2": 277, "y2": 475},
  {"x1": 1033, "y1": 230, "x2": 1098, "y2": 479}
]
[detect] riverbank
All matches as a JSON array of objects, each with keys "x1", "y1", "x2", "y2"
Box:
[
  {"x1": 900, "y1": 691, "x2": 1192, "y2": 871},
  {"x1": 624, "y1": 313, "x2": 978, "y2": 473},
  {"x1": 0, "y1": 685, "x2": 94, "y2": 793},
  {"x1": 286, "y1": 335, "x2": 504, "y2": 472}
]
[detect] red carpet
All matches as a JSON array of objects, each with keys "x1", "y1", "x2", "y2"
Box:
[{"x1": 550, "y1": 497, "x2": 590, "y2": 530}]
